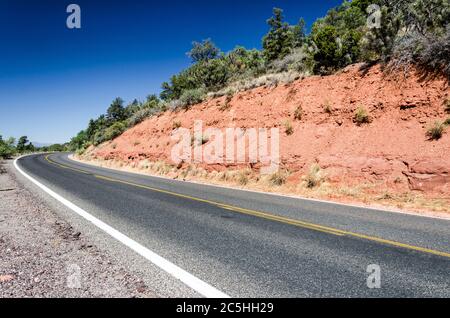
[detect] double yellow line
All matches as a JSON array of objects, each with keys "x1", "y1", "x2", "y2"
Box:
[{"x1": 44, "y1": 154, "x2": 450, "y2": 259}]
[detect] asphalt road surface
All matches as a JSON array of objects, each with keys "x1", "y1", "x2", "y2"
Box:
[{"x1": 15, "y1": 153, "x2": 450, "y2": 297}]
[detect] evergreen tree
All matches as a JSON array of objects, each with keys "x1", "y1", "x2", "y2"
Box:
[
  {"x1": 262, "y1": 8, "x2": 297, "y2": 61},
  {"x1": 106, "y1": 97, "x2": 127, "y2": 123}
]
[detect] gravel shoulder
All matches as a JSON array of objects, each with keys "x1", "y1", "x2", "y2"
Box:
[{"x1": 0, "y1": 159, "x2": 157, "y2": 298}]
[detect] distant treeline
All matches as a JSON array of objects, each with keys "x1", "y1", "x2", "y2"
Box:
[
  {"x1": 0, "y1": 135, "x2": 67, "y2": 159},
  {"x1": 69, "y1": 0, "x2": 449, "y2": 153}
]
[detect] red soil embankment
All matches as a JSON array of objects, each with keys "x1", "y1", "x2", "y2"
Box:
[{"x1": 84, "y1": 64, "x2": 450, "y2": 199}]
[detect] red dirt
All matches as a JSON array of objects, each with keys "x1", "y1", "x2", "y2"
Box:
[{"x1": 87, "y1": 64, "x2": 449, "y2": 197}]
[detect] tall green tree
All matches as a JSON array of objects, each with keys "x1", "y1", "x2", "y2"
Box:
[
  {"x1": 187, "y1": 39, "x2": 220, "y2": 63},
  {"x1": 106, "y1": 97, "x2": 127, "y2": 123},
  {"x1": 16, "y1": 136, "x2": 29, "y2": 152},
  {"x1": 262, "y1": 8, "x2": 296, "y2": 61}
]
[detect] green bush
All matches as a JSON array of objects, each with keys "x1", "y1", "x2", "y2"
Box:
[
  {"x1": 128, "y1": 107, "x2": 159, "y2": 127},
  {"x1": 0, "y1": 136, "x2": 16, "y2": 159},
  {"x1": 308, "y1": 1, "x2": 366, "y2": 74},
  {"x1": 179, "y1": 88, "x2": 206, "y2": 109},
  {"x1": 103, "y1": 122, "x2": 127, "y2": 142}
]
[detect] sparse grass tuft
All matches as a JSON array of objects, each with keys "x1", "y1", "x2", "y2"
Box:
[
  {"x1": 354, "y1": 106, "x2": 370, "y2": 125},
  {"x1": 219, "y1": 93, "x2": 233, "y2": 111},
  {"x1": 294, "y1": 105, "x2": 303, "y2": 120},
  {"x1": 444, "y1": 99, "x2": 450, "y2": 114},
  {"x1": 323, "y1": 100, "x2": 333, "y2": 114},
  {"x1": 303, "y1": 164, "x2": 324, "y2": 189},
  {"x1": 237, "y1": 170, "x2": 251, "y2": 186},
  {"x1": 172, "y1": 120, "x2": 182, "y2": 130},
  {"x1": 283, "y1": 120, "x2": 294, "y2": 135},
  {"x1": 269, "y1": 170, "x2": 288, "y2": 186},
  {"x1": 426, "y1": 121, "x2": 445, "y2": 140}
]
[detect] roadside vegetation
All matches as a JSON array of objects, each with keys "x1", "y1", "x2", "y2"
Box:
[
  {"x1": 0, "y1": 134, "x2": 68, "y2": 159},
  {"x1": 69, "y1": 0, "x2": 450, "y2": 153}
]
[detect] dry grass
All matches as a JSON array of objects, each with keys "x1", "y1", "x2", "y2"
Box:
[
  {"x1": 283, "y1": 120, "x2": 294, "y2": 136},
  {"x1": 237, "y1": 169, "x2": 251, "y2": 186},
  {"x1": 209, "y1": 71, "x2": 304, "y2": 99},
  {"x1": 268, "y1": 170, "x2": 289, "y2": 186},
  {"x1": 323, "y1": 100, "x2": 333, "y2": 114},
  {"x1": 354, "y1": 106, "x2": 370, "y2": 125},
  {"x1": 293, "y1": 105, "x2": 303, "y2": 120},
  {"x1": 219, "y1": 93, "x2": 233, "y2": 111},
  {"x1": 426, "y1": 121, "x2": 445, "y2": 140},
  {"x1": 172, "y1": 120, "x2": 182, "y2": 130},
  {"x1": 444, "y1": 99, "x2": 450, "y2": 114},
  {"x1": 76, "y1": 154, "x2": 450, "y2": 215},
  {"x1": 302, "y1": 164, "x2": 325, "y2": 189}
]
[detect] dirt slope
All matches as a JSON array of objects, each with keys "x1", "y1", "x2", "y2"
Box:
[{"x1": 81, "y1": 64, "x2": 450, "y2": 212}]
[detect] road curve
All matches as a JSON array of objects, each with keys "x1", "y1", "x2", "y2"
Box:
[{"x1": 15, "y1": 153, "x2": 450, "y2": 297}]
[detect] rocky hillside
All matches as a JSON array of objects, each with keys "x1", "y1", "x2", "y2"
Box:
[{"x1": 80, "y1": 64, "x2": 449, "y2": 210}]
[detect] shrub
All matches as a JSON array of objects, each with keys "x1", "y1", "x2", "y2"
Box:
[
  {"x1": 283, "y1": 120, "x2": 294, "y2": 135},
  {"x1": 444, "y1": 118, "x2": 450, "y2": 126},
  {"x1": 103, "y1": 122, "x2": 127, "y2": 142},
  {"x1": 179, "y1": 88, "x2": 206, "y2": 109},
  {"x1": 128, "y1": 107, "x2": 159, "y2": 127},
  {"x1": 294, "y1": 105, "x2": 303, "y2": 120},
  {"x1": 0, "y1": 137, "x2": 16, "y2": 159},
  {"x1": 269, "y1": 48, "x2": 312, "y2": 74},
  {"x1": 354, "y1": 106, "x2": 370, "y2": 125},
  {"x1": 426, "y1": 121, "x2": 445, "y2": 140}
]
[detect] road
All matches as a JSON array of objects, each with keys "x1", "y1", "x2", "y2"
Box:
[{"x1": 15, "y1": 153, "x2": 450, "y2": 297}]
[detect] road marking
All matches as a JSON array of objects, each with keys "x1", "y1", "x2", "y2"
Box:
[
  {"x1": 46, "y1": 154, "x2": 450, "y2": 259},
  {"x1": 45, "y1": 154, "x2": 90, "y2": 175},
  {"x1": 95, "y1": 174, "x2": 344, "y2": 236},
  {"x1": 14, "y1": 156, "x2": 230, "y2": 298}
]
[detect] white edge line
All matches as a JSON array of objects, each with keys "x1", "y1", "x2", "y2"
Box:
[
  {"x1": 68, "y1": 154, "x2": 450, "y2": 221},
  {"x1": 14, "y1": 155, "x2": 230, "y2": 299}
]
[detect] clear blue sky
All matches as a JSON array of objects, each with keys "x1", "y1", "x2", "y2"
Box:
[{"x1": 0, "y1": 0, "x2": 341, "y2": 144}]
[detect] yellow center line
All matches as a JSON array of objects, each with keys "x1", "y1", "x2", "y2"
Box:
[
  {"x1": 44, "y1": 154, "x2": 450, "y2": 259},
  {"x1": 45, "y1": 155, "x2": 90, "y2": 175}
]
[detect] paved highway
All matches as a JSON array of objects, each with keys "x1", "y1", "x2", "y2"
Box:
[{"x1": 15, "y1": 153, "x2": 450, "y2": 297}]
